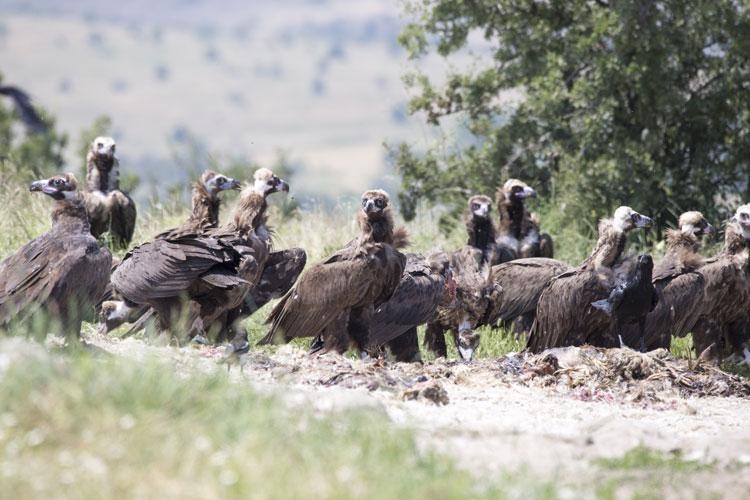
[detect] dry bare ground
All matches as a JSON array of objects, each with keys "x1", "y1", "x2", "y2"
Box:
[{"x1": 88, "y1": 331, "x2": 750, "y2": 496}]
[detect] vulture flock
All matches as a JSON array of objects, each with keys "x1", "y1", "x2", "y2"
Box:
[{"x1": 1, "y1": 136, "x2": 750, "y2": 369}]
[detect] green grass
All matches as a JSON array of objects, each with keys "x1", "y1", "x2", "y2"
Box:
[
  {"x1": 0, "y1": 344, "x2": 503, "y2": 499},
  {"x1": 596, "y1": 446, "x2": 708, "y2": 472}
]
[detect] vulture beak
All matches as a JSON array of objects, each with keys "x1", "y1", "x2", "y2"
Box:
[
  {"x1": 275, "y1": 179, "x2": 290, "y2": 193},
  {"x1": 473, "y1": 205, "x2": 489, "y2": 218},
  {"x1": 363, "y1": 200, "x2": 378, "y2": 214},
  {"x1": 703, "y1": 222, "x2": 715, "y2": 235},
  {"x1": 223, "y1": 178, "x2": 242, "y2": 191},
  {"x1": 456, "y1": 318, "x2": 478, "y2": 361},
  {"x1": 29, "y1": 179, "x2": 58, "y2": 196},
  {"x1": 517, "y1": 186, "x2": 537, "y2": 199},
  {"x1": 635, "y1": 214, "x2": 653, "y2": 228}
]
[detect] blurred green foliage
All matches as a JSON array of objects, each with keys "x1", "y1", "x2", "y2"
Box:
[{"x1": 394, "y1": 1, "x2": 750, "y2": 241}]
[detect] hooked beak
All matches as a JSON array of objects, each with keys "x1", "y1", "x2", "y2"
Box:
[
  {"x1": 516, "y1": 186, "x2": 537, "y2": 199},
  {"x1": 29, "y1": 179, "x2": 57, "y2": 195},
  {"x1": 276, "y1": 179, "x2": 290, "y2": 193},
  {"x1": 636, "y1": 214, "x2": 653, "y2": 228},
  {"x1": 456, "y1": 320, "x2": 478, "y2": 361},
  {"x1": 473, "y1": 206, "x2": 489, "y2": 218},
  {"x1": 702, "y1": 222, "x2": 715, "y2": 235},
  {"x1": 223, "y1": 178, "x2": 242, "y2": 191}
]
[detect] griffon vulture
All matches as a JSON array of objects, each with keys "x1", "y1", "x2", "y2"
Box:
[
  {"x1": 0, "y1": 174, "x2": 111, "y2": 339},
  {"x1": 618, "y1": 211, "x2": 713, "y2": 351},
  {"x1": 496, "y1": 179, "x2": 553, "y2": 260},
  {"x1": 526, "y1": 206, "x2": 653, "y2": 353},
  {"x1": 260, "y1": 189, "x2": 406, "y2": 355},
  {"x1": 82, "y1": 136, "x2": 137, "y2": 249}
]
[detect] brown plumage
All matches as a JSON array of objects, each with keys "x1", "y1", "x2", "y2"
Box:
[
  {"x1": 82, "y1": 136, "x2": 137, "y2": 249},
  {"x1": 464, "y1": 195, "x2": 501, "y2": 266},
  {"x1": 110, "y1": 168, "x2": 288, "y2": 343},
  {"x1": 485, "y1": 257, "x2": 572, "y2": 334},
  {"x1": 367, "y1": 252, "x2": 455, "y2": 362},
  {"x1": 495, "y1": 179, "x2": 553, "y2": 261},
  {"x1": 260, "y1": 189, "x2": 406, "y2": 355},
  {"x1": 691, "y1": 205, "x2": 750, "y2": 360},
  {"x1": 619, "y1": 211, "x2": 713, "y2": 350},
  {"x1": 99, "y1": 170, "x2": 241, "y2": 334},
  {"x1": 423, "y1": 249, "x2": 503, "y2": 361},
  {"x1": 526, "y1": 206, "x2": 653, "y2": 353},
  {"x1": 0, "y1": 174, "x2": 111, "y2": 339}
]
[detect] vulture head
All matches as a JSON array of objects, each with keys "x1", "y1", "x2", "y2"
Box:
[
  {"x1": 467, "y1": 194, "x2": 492, "y2": 220},
  {"x1": 503, "y1": 179, "x2": 537, "y2": 202},
  {"x1": 30, "y1": 173, "x2": 79, "y2": 201},
  {"x1": 731, "y1": 203, "x2": 750, "y2": 240},
  {"x1": 252, "y1": 168, "x2": 290, "y2": 196},
  {"x1": 612, "y1": 206, "x2": 653, "y2": 232},
  {"x1": 91, "y1": 136, "x2": 116, "y2": 159},
  {"x1": 360, "y1": 189, "x2": 391, "y2": 221},
  {"x1": 200, "y1": 170, "x2": 241, "y2": 197},
  {"x1": 678, "y1": 211, "x2": 714, "y2": 239}
]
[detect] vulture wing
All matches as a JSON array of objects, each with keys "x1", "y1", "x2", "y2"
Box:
[
  {"x1": 112, "y1": 236, "x2": 242, "y2": 303},
  {"x1": 369, "y1": 255, "x2": 445, "y2": 347},
  {"x1": 0, "y1": 85, "x2": 48, "y2": 134},
  {"x1": 108, "y1": 190, "x2": 137, "y2": 250},
  {"x1": 487, "y1": 257, "x2": 571, "y2": 323}
]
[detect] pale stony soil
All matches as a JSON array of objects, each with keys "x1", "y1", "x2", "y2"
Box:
[{"x1": 87, "y1": 331, "x2": 750, "y2": 497}]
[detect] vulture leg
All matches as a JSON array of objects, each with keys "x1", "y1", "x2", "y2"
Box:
[
  {"x1": 638, "y1": 318, "x2": 646, "y2": 353},
  {"x1": 107, "y1": 191, "x2": 136, "y2": 250},
  {"x1": 348, "y1": 305, "x2": 373, "y2": 357},
  {"x1": 385, "y1": 327, "x2": 422, "y2": 363},
  {"x1": 311, "y1": 312, "x2": 349, "y2": 356},
  {"x1": 539, "y1": 233, "x2": 554, "y2": 258},
  {"x1": 424, "y1": 321, "x2": 447, "y2": 358}
]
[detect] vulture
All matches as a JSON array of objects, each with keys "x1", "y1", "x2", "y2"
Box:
[
  {"x1": 526, "y1": 206, "x2": 653, "y2": 353},
  {"x1": 485, "y1": 257, "x2": 573, "y2": 335},
  {"x1": 366, "y1": 252, "x2": 455, "y2": 362},
  {"x1": 496, "y1": 179, "x2": 553, "y2": 260},
  {"x1": 0, "y1": 84, "x2": 48, "y2": 134},
  {"x1": 82, "y1": 136, "x2": 137, "y2": 249},
  {"x1": 98, "y1": 170, "x2": 241, "y2": 334},
  {"x1": 422, "y1": 248, "x2": 503, "y2": 361},
  {"x1": 619, "y1": 211, "x2": 713, "y2": 351},
  {"x1": 110, "y1": 168, "x2": 289, "y2": 344},
  {"x1": 591, "y1": 254, "x2": 658, "y2": 351},
  {"x1": 0, "y1": 174, "x2": 111, "y2": 339},
  {"x1": 259, "y1": 189, "x2": 406, "y2": 355},
  {"x1": 690, "y1": 204, "x2": 750, "y2": 360},
  {"x1": 464, "y1": 195, "x2": 501, "y2": 266}
]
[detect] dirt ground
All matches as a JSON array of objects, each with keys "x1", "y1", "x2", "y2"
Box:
[{"x1": 88, "y1": 332, "x2": 750, "y2": 496}]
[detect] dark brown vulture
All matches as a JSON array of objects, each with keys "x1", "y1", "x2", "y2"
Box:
[
  {"x1": 259, "y1": 189, "x2": 406, "y2": 355},
  {"x1": 526, "y1": 206, "x2": 653, "y2": 353},
  {"x1": 367, "y1": 252, "x2": 455, "y2": 362},
  {"x1": 82, "y1": 136, "x2": 137, "y2": 249},
  {"x1": 591, "y1": 254, "x2": 658, "y2": 351},
  {"x1": 485, "y1": 257, "x2": 572, "y2": 335},
  {"x1": 690, "y1": 204, "x2": 750, "y2": 361},
  {"x1": 464, "y1": 195, "x2": 501, "y2": 266},
  {"x1": 495, "y1": 179, "x2": 553, "y2": 260},
  {"x1": 110, "y1": 168, "x2": 289, "y2": 344},
  {"x1": 0, "y1": 84, "x2": 48, "y2": 134},
  {"x1": 98, "y1": 170, "x2": 241, "y2": 334},
  {"x1": 0, "y1": 174, "x2": 111, "y2": 340},
  {"x1": 618, "y1": 211, "x2": 713, "y2": 351},
  {"x1": 422, "y1": 248, "x2": 503, "y2": 361}
]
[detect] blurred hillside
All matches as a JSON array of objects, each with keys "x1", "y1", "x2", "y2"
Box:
[{"x1": 0, "y1": 0, "x2": 464, "y2": 203}]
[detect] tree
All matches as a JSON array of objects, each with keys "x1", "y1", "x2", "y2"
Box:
[
  {"x1": 393, "y1": 0, "x2": 750, "y2": 237},
  {"x1": 0, "y1": 72, "x2": 67, "y2": 179}
]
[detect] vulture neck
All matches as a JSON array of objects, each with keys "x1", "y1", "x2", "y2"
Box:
[
  {"x1": 467, "y1": 216, "x2": 496, "y2": 252},
  {"x1": 505, "y1": 198, "x2": 526, "y2": 239},
  {"x1": 585, "y1": 219, "x2": 627, "y2": 269},
  {"x1": 231, "y1": 188, "x2": 267, "y2": 237},
  {"x1": 723, "y1": 223, "x2": 749, "y2": 256},
  {"x1": 665, "y1": 229, "x2": 700, "y2": 254},
  {"x1": 186, "y1": 182, "x2": 222, "y2": 232},
  {"x1": 51, "y1": 195, "x2": 90, "y2": 233},
  {"x1": 87, "y1": 154, "x2": 118, "y2": 193},
  {"x1": 358, "y1": 210, "x2": 394, "y2": 245}
]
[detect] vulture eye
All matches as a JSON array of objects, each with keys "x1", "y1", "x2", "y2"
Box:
[
  {"x1": 631, "y1": 213, "x2": 640, "y2": 223},
  {"x1": 215, "y1": 176, "x2": 226, "y2": 184},
  {"x1": 53, "y1": 178, "x2": 64, "y2": 186},
  {"x1": 471, "y1": 203, "x2": 479, "y2": 210},
  {"x1": 96, "y1": 142, "x2": 103, "y2": 148},
  {"x1": 361, "y1": 199, "x2": 368, "y2": 208},
  {"x1": 375, "y1": 198, "x2": 385, "y2": 209}
]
